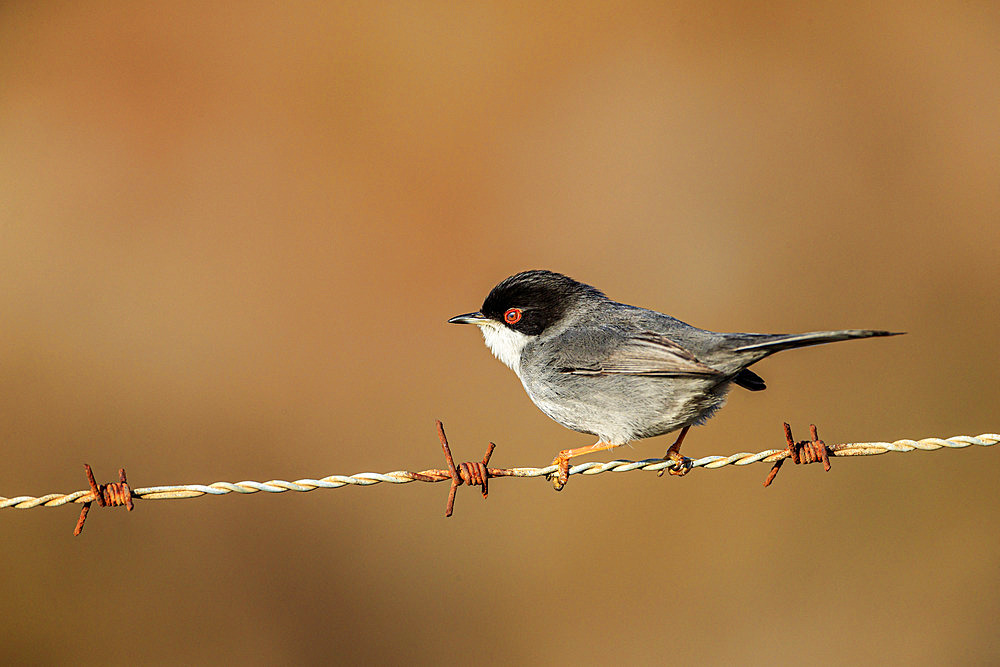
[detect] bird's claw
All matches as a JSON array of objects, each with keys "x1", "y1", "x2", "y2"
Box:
[
  {"x1": 669, "y1": 456, "x2": 692, "y2": 476},
  {"x1": 548, "y1": 456, "x2": 570, "y2": 491},
  {"x1": 657, "y1": 454, "x2": 691, "y2": 477}
]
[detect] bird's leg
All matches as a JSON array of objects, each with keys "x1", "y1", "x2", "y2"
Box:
[
  {"x1": 657, "y1": 425, "x2": 691, "y2": 477},
  {"x1": 550, "y1": 441, "x2": 622, "y2": 491}
]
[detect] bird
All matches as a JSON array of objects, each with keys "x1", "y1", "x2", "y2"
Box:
[{"x1": 448, "y1": 269, "x2": 902, "y2": 490}]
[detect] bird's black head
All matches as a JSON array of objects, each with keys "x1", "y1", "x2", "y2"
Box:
[{"x1": 475, "y1": 270, "x2": 605, "y2": 336}]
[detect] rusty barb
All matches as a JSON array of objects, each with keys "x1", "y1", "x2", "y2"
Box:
[
  {"x1": 763, "y1": 423, "x2": 832, "y2": 487},
  {"x1": 3, "y1": 424, "x2": 997, "y2": 535},
  {"x1": 74, "y1": 464, "x2": 134, "y2": 536},
  {"x1": 407, "y1": 421, "x2": 519, "y2": 517}
]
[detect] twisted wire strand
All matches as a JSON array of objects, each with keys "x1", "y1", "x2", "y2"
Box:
[{"x1": 2, "y1": 433, "x2": 997, "y2": 510}]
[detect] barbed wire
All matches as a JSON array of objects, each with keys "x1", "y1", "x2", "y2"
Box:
[{"x1": 2, "y1": 422, "x2": 997, "y2": 534}]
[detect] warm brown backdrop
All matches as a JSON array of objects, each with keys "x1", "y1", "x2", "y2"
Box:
[{"x1": 2, "y1": 2, "x2": 998, "y2": 665}]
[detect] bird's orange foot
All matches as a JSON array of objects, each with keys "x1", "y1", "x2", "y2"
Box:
[
  {"x1": 656, "y1": 426, "x2": 692, "y2": 477},
  {"x1": 547, "y1": 441, "x2": 622, "y2": 491},
  {"x1": 664, "y1": 451, "x2": 692, "y2": 477},
  {"x1": 549, "y1": 455, "x2": 570, "y2": 491}
]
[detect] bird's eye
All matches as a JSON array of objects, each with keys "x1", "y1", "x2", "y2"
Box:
[{"x1": 504, "y1": 308, "x2": 522, "y2": 324}]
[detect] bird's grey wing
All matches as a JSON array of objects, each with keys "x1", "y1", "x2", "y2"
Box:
[{"x1": 559, "y1": 331, "x2": 723, "y2": 377}]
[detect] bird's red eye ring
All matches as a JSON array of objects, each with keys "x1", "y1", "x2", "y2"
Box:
[{"x1": 504, "y1": 308, "x2": 522, "y2": 324}]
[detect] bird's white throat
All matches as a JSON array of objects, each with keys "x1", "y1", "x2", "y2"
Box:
[{"x1": 478, "y1": 322, "x2": 530, "y2": 375}]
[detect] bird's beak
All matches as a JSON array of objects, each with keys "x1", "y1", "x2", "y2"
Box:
[{"x1": 448, "y1": 311, "x2": 488, "y2": 325}]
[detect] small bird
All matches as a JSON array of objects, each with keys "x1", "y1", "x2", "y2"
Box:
[{"x1": 449, "y1": 270, "x2": 901, "y2": 490}]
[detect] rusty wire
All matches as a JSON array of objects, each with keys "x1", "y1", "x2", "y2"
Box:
[
  {"x1": 73, "y1": 464, "x2": 134, "y2": 535},
  {"x1": 2, "y1": 423, "x2": 997, "y2": 534}
]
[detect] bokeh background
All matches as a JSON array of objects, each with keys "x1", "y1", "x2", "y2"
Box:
[{"x1": 2, "y1": 2, "x2": 998, "y2": 664}]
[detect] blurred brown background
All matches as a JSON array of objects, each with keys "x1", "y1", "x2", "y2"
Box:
[{"x1": 2, "y1": 2, "x2": 998, "y2": 664}]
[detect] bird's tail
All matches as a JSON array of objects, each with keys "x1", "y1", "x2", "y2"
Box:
[{"x1": 732, "y1": 329, "x2": 904, "y2": 354}]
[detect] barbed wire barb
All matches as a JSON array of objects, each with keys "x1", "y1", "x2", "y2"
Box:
[
  {"x1": 2, "y1": 423, "x2": 997, "y2": 534},
  {"x1": 73, "y1": 464, "x2": 134, "y2": 535}
]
